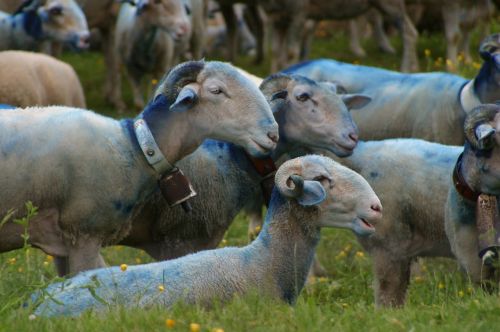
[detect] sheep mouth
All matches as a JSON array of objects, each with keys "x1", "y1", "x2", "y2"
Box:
[
  {"x1": 353, "y1": 218, "x2": 375, "y2": 236},
  {"x1": 328, "y1": 141, "x2": 355, "y2": 157},
  {"x1": 247, "y1": 139, "x2": 275, "y2": 157}
]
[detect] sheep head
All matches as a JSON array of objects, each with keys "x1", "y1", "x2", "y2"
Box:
[
  {"x1": 275, "y1": 155, "x2": 382, "y2": 236},
  {"x1": 134, "y1": 0, "x2": 191, "y2": 40},
  {"x1": 462, "y1": 104, "x2": 500, "y2": 195},
  {"x1": 260, "y1": 74, "x2": 370, "y2": 157},
  {"x1": 149, "y1": 60, "x2": 279, "y2": 158},
  {"x1": 475, "y1": 34, "x2": 500, "y2": 104},
  {"x1": 33, "y1": 0, "x2": 90, "y2": 50}
]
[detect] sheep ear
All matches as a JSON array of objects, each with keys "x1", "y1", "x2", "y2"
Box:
[
  {"x1": 296, "y1": 180, "x2": 327, "y2": 207},
  {"x1": 342, "y1": 94, "x2": 371, "y2": 110},
  {"x1": 476, "y1": 123, "x2": 496, "y2": 146},
  {"x1": 170, "y1": 87, "x2": 198, "y2": 112},
  {"x1": 136, "y1": 0, "x2": 149, "y2": 14}
]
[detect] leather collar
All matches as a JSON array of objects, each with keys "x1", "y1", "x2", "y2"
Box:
[
  {"x1": 245, "y1": 153, "x2": 277, "y2": 206},
  {"x1": 133, "y1": 117, "x2": 174, "y2": 176},
  {"x1": 453, "y1": 152, "x2": 480, "y2": 202}
]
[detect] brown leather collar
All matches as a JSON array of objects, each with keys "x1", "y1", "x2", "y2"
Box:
[
  {"x1": 245, "y1": 153, "x2": 277, "y2": 206},
  {"x1": 453, "y1": 152, "x2": 480, "y2": 202}
]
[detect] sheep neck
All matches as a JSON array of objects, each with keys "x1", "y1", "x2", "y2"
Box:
[{"x1": 253, "y1": 191, "x2": 320, "y2": 303}]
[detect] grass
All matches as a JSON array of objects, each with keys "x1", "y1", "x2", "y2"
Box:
[{"x1": 1, "y1": 20, "x2": 500, "y2": 331}]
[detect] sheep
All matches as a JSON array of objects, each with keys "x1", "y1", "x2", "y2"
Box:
[
  {"x1": 283, "y1": 33, "x2": 500, "y2": 145},
  {"x1": 31, "y1": 154, "x2": 383, "y2": 317},
  {"x1": 109, "y1": 0, "x2": 191, "y2": 111},
  {"x1": 296, "y1": 104, "x2": 500, "y2": 307},
  {"x1": 0, "y1": 50, "x2": 86, "y2": 108},
  {"x1": 113, "y1": 73, "x2": 371, "y2": 264},
  {"x1": 444, "y1": 104, "x2": 500, "y2": 284},
  {"x1": 0, "y1": 60, "x2": 279, "y2": 275},
  {"x1": 259, "y1": 0, "x2": 418, "y2": 72},
  {"x1": 0, "y1": 0, "x2": 90, "y2": 51}
]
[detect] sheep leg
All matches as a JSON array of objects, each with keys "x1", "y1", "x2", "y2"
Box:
[
  {"x1": 220, "y1": 4, "x2": 238, "y2": 62},
  {"x1": 372, "y1": 250, "x2": 411, "y2": 307},
  {"x1": 126, "y1": 70, "x2": 145, "y2": 111},
  {"x1": 348, "y1": 19, "x2": 367, "y2": 58},
  {"x1": 244, "y1": 4, "x2": 265, "y2": 64},
  {"x1": 448, "y1": 221, "x2": 494, "y2": 284},
  {"x1": 441, "y1": 1, "x2": 460, "y2": 71},
  {"x1": 309, "y1": 254, "x2": 327, "y2": 278},
  {"x1": 368, "y1": 10, "x2": 395, "y2": 55},
  {"x1": 54, "y1": 256, "x2": 69, "y2": 277},
  {"x1": 102, "y1": 27, "x2": 117, "y2": 103},
  {"x1": 67, "y1": 236, "x2": 103, "y2": 274}
]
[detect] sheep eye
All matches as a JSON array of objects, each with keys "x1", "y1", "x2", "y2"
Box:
[
  {"x1": 209, "y1": 87, "x2": 222, "y2": 95},
  {"x1": 184, "y1": 4, "x2": 191, "y2": 15},
  {"x1": 49, "y1": 6, "x2": 63, "y2": 16},
  {"x1": 296, "y1": 92, "x2": 310, "y2": 102}
]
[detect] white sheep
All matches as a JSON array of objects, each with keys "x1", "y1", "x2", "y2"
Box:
[
  {"x1": 116, "y1": 73, "x2": 371, "y2": 263},
  {"x1": 0, "y1": 50, "x2": 85, "y2": 108},
  {"x1": 308, "y1": 104, "x2": 500, "y2": 307},
  {"x1": 283, "y1": 33, "x2": 500, "y2": 145},
  {"x1": 0, "y1": 60, "x2": 278, "y2": 275},
  {"x1": 109, "y1": 0, "x2": 191, "y2": 111},
  {"x1": 0, "y1": 0, "x2": 90, "y2": 51},
  {"x1": 31, "y1": 154, "x2": 382, "y2": 317}
]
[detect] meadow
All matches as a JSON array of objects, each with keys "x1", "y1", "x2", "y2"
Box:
[{"x1": 1, "y1": 22, "x2": 500, "y2": 331}]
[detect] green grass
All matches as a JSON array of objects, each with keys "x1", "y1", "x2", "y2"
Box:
[{"x1": 2, "y1": 22, "x2": 500, "y2": 331}]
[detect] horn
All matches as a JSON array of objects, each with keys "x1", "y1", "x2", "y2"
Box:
[
  {"x1": 14, "y1": 0, "x2": 41, "y2": 14},
  {"x1": 155, "y1": 60, "x2": 205, "y2": 104},
  {"x1": 464, "y1": 104, "x2": 500, "y2": 149},
  {"x1": 259, "y1": 73, "x2": 292, "y2": 101},
  {"x1": 275, "y1": 159, "x2": 304, "y2": 198},
  {"x1": 479, "y1": 33, "x2": 500, "y2": 59}
]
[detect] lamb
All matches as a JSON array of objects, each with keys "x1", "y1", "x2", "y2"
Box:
[
  {"x1": 115, "y1": 73, "x2": 371, "y2": 263},
  {"x1": 0, "y1": 0, "x2": 90, "y2": 51},
  {"x1": 109, "y1": 0, "x2": 192, "y2": 111},
  {"x1": 298, "y1": 104, "x2": 500, "y2": 307},
  {"x1": 0, "y1": 50, "x2": 85, "y2": 108},
  {"x1": 31, "y1": 154, "x2": 382, "y2": 317},
  {"x1": 0, "y1": 60, "x2": 279, "y2": 275},
  {"x1": 283, "y1": 33, "x2": 500, "y2": 145}
]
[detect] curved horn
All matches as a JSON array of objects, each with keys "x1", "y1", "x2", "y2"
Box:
[
  {"x1": 479, "y1": 33, "x2": 500, "y2": 60},
  {"x1": 155, "y1": 60, "x2": 205, "y2": 103},
  {"x1": 259, "y1": 73, "x2": 292, "y2": 101},
  {"x1": 275, "y1": 159, "x2": 304, "y2": 198},
  {"x1": 464, "y1": 104, "x2": 500, "y2": 149}
]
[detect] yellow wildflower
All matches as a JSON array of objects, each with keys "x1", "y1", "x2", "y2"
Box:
[
  {"x1": 343, "y1": 244, "x2": 352, "y2": 252},
  {"x1": 18, "y1": 267, "x2": 23, "y2": 273},
  {"x1": 341, "y1": 303, "x2": 348, "y2": 308},
  {"x1": 318, "y1": 277, "x2": 328, "y2": 283},
  {"x1": 120, "y1": 264, "x2": 128, "y2": 272},
  {"x1": 152, "y1": 79, "x2": 158, "y2": 85},
  {"x1": 190, "y1": 323, "x2": 201, "y2": 332},
  {"x1": 213, "y1": 329, "x2": 224, "y2": 332},
  {"x1": 43, "y1": 261, "x2": 49, "y2": 267},
  {"x1": 135, "y1": 257, "x2": 142, "y2": 264},
  {"x1": 165, "y1": 318, "x2": 176, "y2": 328},
  {"x1": 46, "y1": 255, "x2": 54, "y2": 262},
  {"x1": 424, "y1": 49, "x2": 431, "y2": 57},
  {"x1": 158, "y1": 285, "x2": 165, "y2": 292},
  {"x1": 255, "y1": 225, "x2": 261, "y2": 232},
  {"x1": 8, "y1": 257, "x2": 16, "y2": 265},
  {"x1": 458, "y1": 290, "x2": 464, "y2": 298},
  {"x1": 355, "y1": 251, "x2": 365, "y2": 258},
  {"x1": 467, "y1": 287, "x2": 473, "y2": 294},
  {"x1": 414, "y1": 276, "x2": 424, "y2": 283},
  {"x1": 221, "y1": 239, "x2": 228, "y2": 245},
  {"x1": 438, "y1": 282, "x2": 445, "y2": 289}
]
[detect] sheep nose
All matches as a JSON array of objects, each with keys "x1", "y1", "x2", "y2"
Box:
[
  {"x1": 348, "y1": 132, "x2": 359, "y2": 143},
  {"x1": 268, "y1": 131, "x2": 279, "y2": 144},
  {"x1": 79, "y1": 32, "x2": 91, "y2": 48},
  {"x1": 177, "y1": 22, "x2": 190, "y2": 37},
  {"x1": 371, "y1": 202, "x2": 382, "y2": 213}
]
